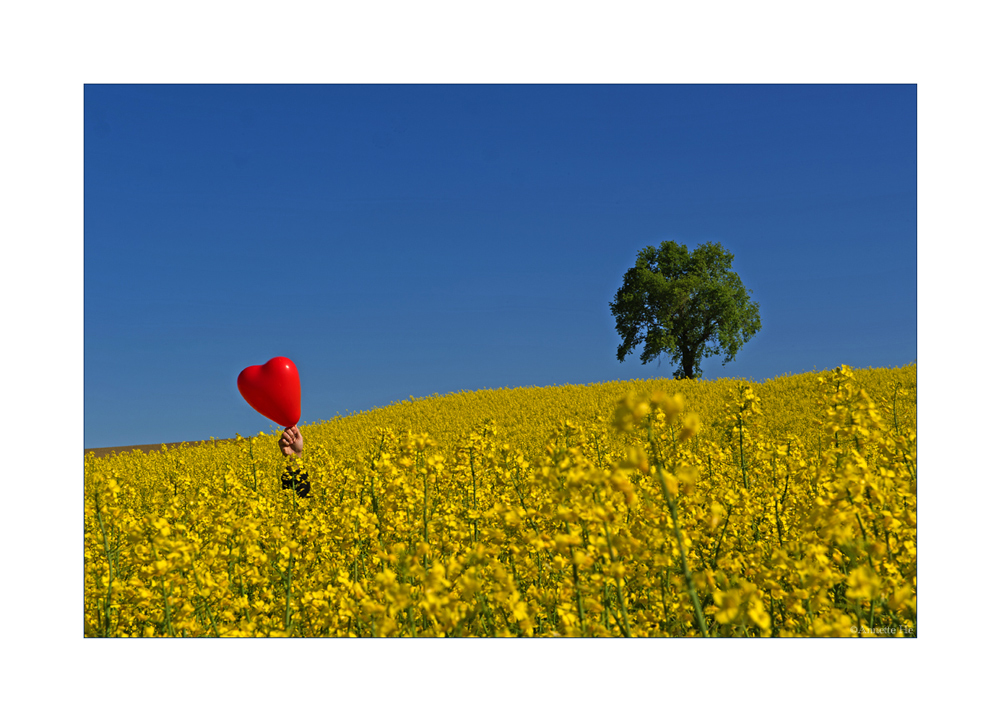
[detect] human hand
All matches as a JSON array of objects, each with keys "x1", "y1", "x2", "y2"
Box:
[{"x1": 279, "y1": 425, "x2": 304, "y2": 458}]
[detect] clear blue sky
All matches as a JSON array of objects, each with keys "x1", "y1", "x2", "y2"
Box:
[{"x1": 85, "y1": 84, "x2": 916, "y2": 448}]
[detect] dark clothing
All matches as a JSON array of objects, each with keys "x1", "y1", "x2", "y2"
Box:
[{"x1": 281, "y1": 467, "x2": 311, "y2": 498}]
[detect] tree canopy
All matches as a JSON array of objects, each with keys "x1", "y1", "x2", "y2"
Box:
[{"x1": 609, "y1": 240, "x2": 761, "y2": 379}]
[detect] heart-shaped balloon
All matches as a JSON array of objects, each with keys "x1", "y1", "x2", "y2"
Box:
[{"x1": 237, "y1": 356, "x2": 301, "y2": 427}]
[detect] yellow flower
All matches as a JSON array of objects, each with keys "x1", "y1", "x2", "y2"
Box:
[
  {"x1": 678, "y1": 413, "x2": 701, "y2": 442},
  {"x1": 713, "y1": 588, "x2": 742, "y2": 625},
  {"x1": 846, "y1": 566, "x2": 882, "y2": 601},
  {"x1": 84, "y1": 364, "x2": 915, "y2": 637}
]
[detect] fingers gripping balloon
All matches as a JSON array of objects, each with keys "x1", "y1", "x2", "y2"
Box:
[{"x1": 237, "y1": 357, "x2": 301, "y2": 427}]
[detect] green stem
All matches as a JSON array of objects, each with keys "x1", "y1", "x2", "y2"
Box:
[
  {"x1": 571, "y1": 558, "x2": 587, "y2": 636},
  {"x1": 249, "y1": 437, "x2": 258, "y2": 492},
  {"x1": 93, "y1": 489, "x2": 115, "y2": 637},
  {"x1": 738, "y1": 416, "x2": 748, "y2": 490},
  {"x1": 711, "y1": 504, "x2": 733, "y2": 570},
  {"x1": 601, "y1": 519, "x2": 631, "y2": 638},
  {"x1": 648, "y1": 427, "x2": 710, "y2": 638},
  {"x1": 774, "y1": 497, "x2": 783, "y2": 547},
  {"x1": 470, "y1": 446, "x2": 478, "y2": 543},
  {"x1": 892, "y1": 383, "x2": 901, "y2": 436},
  {"x1": 159, "y1": 576, "x2": 176, "y2": 637},
  {"x1": 664, "y1": 488, "x2": 709, "y2": 637},
  {"x1": 197, "y1": 592, "x2": 220, "y2": 636},
  {"x1": 567, "y1": 521, "x2": 587, "y2": 636},
  {"x1": 659, "y1": 570, "x2": 672, "y2": 631},
  {"x1": 422, "y1": 467, "x2": 430, "y2": 570},
  {"x1": 283, "y1": 554, "x2": 295, "y2": 632}
]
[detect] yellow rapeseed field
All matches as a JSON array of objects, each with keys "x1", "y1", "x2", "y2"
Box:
[{"x1": 84, "y1": 364, "x2": 916, "y2": 638}]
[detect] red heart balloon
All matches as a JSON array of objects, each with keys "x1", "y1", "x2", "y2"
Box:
[{"x1": 237, "y1": 356, "x2": 301, "y2": 427}]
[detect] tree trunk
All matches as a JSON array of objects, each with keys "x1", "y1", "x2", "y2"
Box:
[{"x1": 680, "y1": 348, "x2": 695, "y2": 380}]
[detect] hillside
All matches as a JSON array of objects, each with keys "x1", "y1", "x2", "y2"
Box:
[{"x1": 85, "y1": 365, "x2": 916, "y2": 637}]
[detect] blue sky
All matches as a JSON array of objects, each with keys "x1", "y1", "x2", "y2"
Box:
[{"x1": 85, "y1": 84, "x2": 916, "y2": 448}]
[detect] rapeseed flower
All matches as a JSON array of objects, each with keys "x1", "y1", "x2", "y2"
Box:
[{"x1": 85, "y1": 365, "x2": 915, "y2": 637}]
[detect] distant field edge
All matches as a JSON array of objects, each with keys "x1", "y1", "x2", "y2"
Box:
[{"x1": 85, "y1": 438, "x2": 239, "y2": 459}]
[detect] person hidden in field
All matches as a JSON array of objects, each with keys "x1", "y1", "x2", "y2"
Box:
[{"x1": 278, "y1": 425, "x2": 311, "y2": 498}]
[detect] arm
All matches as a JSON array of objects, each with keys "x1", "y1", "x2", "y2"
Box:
[{"x1": 278, "y1": 425, "x2": 311, "y2": 498}]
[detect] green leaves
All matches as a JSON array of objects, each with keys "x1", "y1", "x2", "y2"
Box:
[{"x1": 610, "y1": 240, "x2": 761, "y2": 379}]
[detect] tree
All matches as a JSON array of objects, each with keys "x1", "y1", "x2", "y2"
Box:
[{"x1": 610, "y1": 240, "x2": 761, "y2": 380}]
